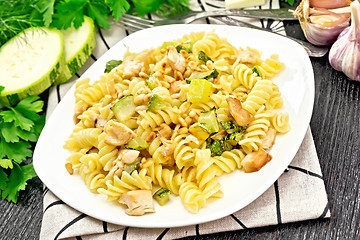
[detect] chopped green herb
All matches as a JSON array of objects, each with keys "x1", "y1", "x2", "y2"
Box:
[
  {"x1": 175, "y1": 41, "x2": 193, "y2": 53},
  {"x1": 104, "y1": 59, "x2": 123, "y2": 73},
  {"x1": 252, "y1": 66, "x2": 262, "y2": 77},
  {"x1": 198, "y1": 50, "x2": 213, "y2": 63}
]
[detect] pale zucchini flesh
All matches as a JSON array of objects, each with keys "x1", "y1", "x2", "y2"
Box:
[
  {"x1": 0, "y1": 27, "x2": 64, "y2": 105},
  {"x1": 55, "y1": 16, "x2": 96, "y2": 85}
]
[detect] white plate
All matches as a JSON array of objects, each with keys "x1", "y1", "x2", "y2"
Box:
[{"x1": 33, "y1": 24, "x2": 314, "y2": 228}]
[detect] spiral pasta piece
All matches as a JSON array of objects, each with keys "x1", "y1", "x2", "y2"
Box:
[
  {"x1": 238, "y1": 109, "x2": 275, "y2": 152},
  {"x1": 179, "y1": 182, "x2": 206, "y2": 214},
  {"x1": 242, "y1": 79, "x2": 274, "y2": 115},
  {"x1": 271, "y1": 112, "x2": 291, "y2": 133},
  {"x1": 145, "y1": 159, "x2": 183, "y2": 195},
  {"x1": 97, "y1": 169, "x2": 152, "y2": 200},
  {"x1": 232, "y1": 63, "x2": 261, "y2": 90}
]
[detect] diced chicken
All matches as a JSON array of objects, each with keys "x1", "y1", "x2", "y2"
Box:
[
  {"x1": 119, "y1": 190, "x2": 155, "y2": 216},
  {"x1": 121, "y1": 60, "x2": 143, "y2": 79},
  {"x1": 105, "y1": 155, "x2": 124, "y2": 180},
  {"x1": 237, "y1": 50, "x2": 259, "y2": 64},
  {"x1": 119, "y1": 149, "x2": 140, "y2": 164},
  {"x1": 262, "y1": 128, "x2": 277, "y2": 149},
  {"x1": 226, "y1": 97, "x2": 254, "y2": 126},
  {"x1": 95, "y1": 116, "x2": 107, "y2": 129},
  {"x1": 169, "y1": 80, "x2": 186, "y2": 95},
  {"x1": 210, "y1": 130, "x2": 228, "y2": 140},
  {"x1": 159, "y1": 144, "x2": 175, "y2": 166},
  {"x1": 73, "y1": 105, "x2": 87, "y2": 124},
  {"x1": 167, "y1": 46, "x2": 186, "y2": 73},
  {"x1": 104, "y1": 120, "x2": 136, "y2": 146},
  {"x1": 241, "y1": 148, "x2": 272, "y2": 173}
]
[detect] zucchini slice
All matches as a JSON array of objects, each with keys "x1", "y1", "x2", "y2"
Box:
[
  {"x1": 112, "y1": 95, "x2": 136, "y2": 122},
  {"x1": 55, "y1": 16, "x2": 96, "y2": 84},
  {"x1": 0, "y1": 27, "x2": 64, "y2": 105},
  {"x1": 153, "y1": 188, "x2": 171, "y2": 206}
]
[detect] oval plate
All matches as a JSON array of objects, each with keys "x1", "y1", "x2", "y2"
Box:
[{"x1": 33, "y1": 24, "x2": 314, "y2": 228}]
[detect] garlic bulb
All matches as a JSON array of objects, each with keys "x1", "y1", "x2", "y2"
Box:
[
  {"x1": 294, "y1": 0, "x2": 351, "y2": 46},
  {"x1": 329, "y1": 0, "x2": 360, "y2": 81}
]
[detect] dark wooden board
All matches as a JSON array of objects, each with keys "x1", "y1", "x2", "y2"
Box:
[{"x1": 1, "y1": 2, "x2": 359, "y2": 239}]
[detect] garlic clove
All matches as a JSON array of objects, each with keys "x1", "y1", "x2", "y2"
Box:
[
  {"x1": 309, "y1": 12, "x2": 349, "y2": 28},
  {"x1": 309, "y1": 0, "x2": 351, "y2": 9},
  {"x1": 329, "y1": 0, "x2": 360, "y2": 81},
  {"x1": 294, "y1": 0, "x2": 351, "y2": 46}
]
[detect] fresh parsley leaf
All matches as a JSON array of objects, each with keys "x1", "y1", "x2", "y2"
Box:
[
  {"x1": 87, "y1": 1, "x2": 110, "y2": 29},
  {"x1": 0, "y1": 138, "x2": 32, "y2": 164},
  {"x1": 15, "y1": 95, "x2": 44, "y2": 121},
  {"x1": 156, "y1": 0, "x2": 191, "y2": 18},
  {"x1": 1, "y1": 163, "x2": 37, "y2": 203},
  {"x1": 0, "y1": 109, "x2": 34, "y2": 131},
  {"x1": 33, "y1": 114, "x2": 46, "y2": 139},
  {"x1": 281, "y1": 0, "x2": 295, "y2": 6},
  {"x1": 1, "y1": 122, "x2": 37, "y2": 143},
  {"x1": 52, "y1": 0, "x2": 87, "y2": 29},
  {"x1": 132, "y1": 0, "x2": 161, "y2": 16},
  {"x1": 0, "y1": 168, "x2": 8, "y2": 192},
  {"x1": 105, "y1": 0, "x2": 130, "y2": 21},
  {"x1": 0, "y1": 159, "x2": 13, "y2": 169},
  {"x1": 36, "y1": 0, "x2": 56, "y2": 26}
]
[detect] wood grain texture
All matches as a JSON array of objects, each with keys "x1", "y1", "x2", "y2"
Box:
[{"x1": 1, "y1": 2, "x2": 359, "y2": 239}]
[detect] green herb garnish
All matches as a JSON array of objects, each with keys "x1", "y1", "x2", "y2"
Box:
[{"x1": 0, "y1": 86, "x2": 45, "y2": 203}]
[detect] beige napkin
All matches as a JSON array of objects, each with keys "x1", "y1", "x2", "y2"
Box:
[{"x1": 40, "y1": 1, "x2": 330, "y2": 239}]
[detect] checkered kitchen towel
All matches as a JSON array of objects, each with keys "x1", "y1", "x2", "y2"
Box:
[{"x1": 40, "y1": 0, "x2": 330, "y2": 239}]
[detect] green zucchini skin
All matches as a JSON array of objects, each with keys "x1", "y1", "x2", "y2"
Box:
[
  {"x1": 55, "y1": 16, "x2": 96, "y2": 85},
  {"x1": 0, "y1": 27, "x2": 64, "y2": 105}
]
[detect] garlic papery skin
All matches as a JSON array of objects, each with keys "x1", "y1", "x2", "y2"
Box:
[
  {"x1": 310, "y1": 0, "x2": 351, "y2": 9},
  {"x1": 329, "y1": 0, "x2": 360, "y2": 81},
  {"x1": 294, "y1": 0, "x2": 351, "y2": 46}
]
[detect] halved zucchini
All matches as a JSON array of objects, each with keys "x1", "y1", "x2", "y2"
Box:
[{"x1": 0, "y1": 27, "x2": 64, "y2": 105}]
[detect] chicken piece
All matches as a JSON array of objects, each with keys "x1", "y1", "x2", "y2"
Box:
[
  {"x1": 119, "y1": 190, "x2": 155, "y2": 216},
  {"x1": 104, "y1": 120, "x2": 136, "y2": 146},
  {"x1": 169, "y1": 80, "x2": 186, "y2": 95},
  {"x1": 237, "y1": 50, "x2": 259, "y2": 65},
  {"x1": 73, "y1": 105, "x2": 87, "y2": 124},
  {"x1": 262, "y1": 128, "x2": 277, "y2": 149},
  {"x1": 167, "y1": 46, "x2": 186, "y2": 73},
  {"x1": 95, "y1": 116, "x2": 107, "y2": 129},
  {"x1": 241, "y1": 148, "x2": 272, "y2": 173},
  {"x1": 226, "y1": 97, "x2": 254, "y2": 126},
  {"x1": 121, "y1": 60, "x2": 143, "y2": 79},
  {"x1": 105, "y1": 158, "x2": 124, "y2": 180},
  {"x1": 210, "y1": 130, "x2": 228, "y2": 140},
  {"x1": 158, "y1": 144, "x2": 175, "y2": 166},
  {"x1": 119, "y1": 149, "x2": 140, "y2": 164}
]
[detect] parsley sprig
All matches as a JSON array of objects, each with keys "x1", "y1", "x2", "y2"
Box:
[
  {"x1": 0, "y1": 86, "x2": 45, "y2": 203},
  {"x1": 44, "y1": 0, "x2": 190, "y2": 30}
]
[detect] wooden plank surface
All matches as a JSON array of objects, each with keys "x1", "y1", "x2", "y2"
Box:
[{"x1": 1, "y1": 4, "x2": 359, "y2": 240}]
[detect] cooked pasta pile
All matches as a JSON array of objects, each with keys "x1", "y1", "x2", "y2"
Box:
[{"x1": 64, "y1": 31, "x2": 290, "y2": 215}]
